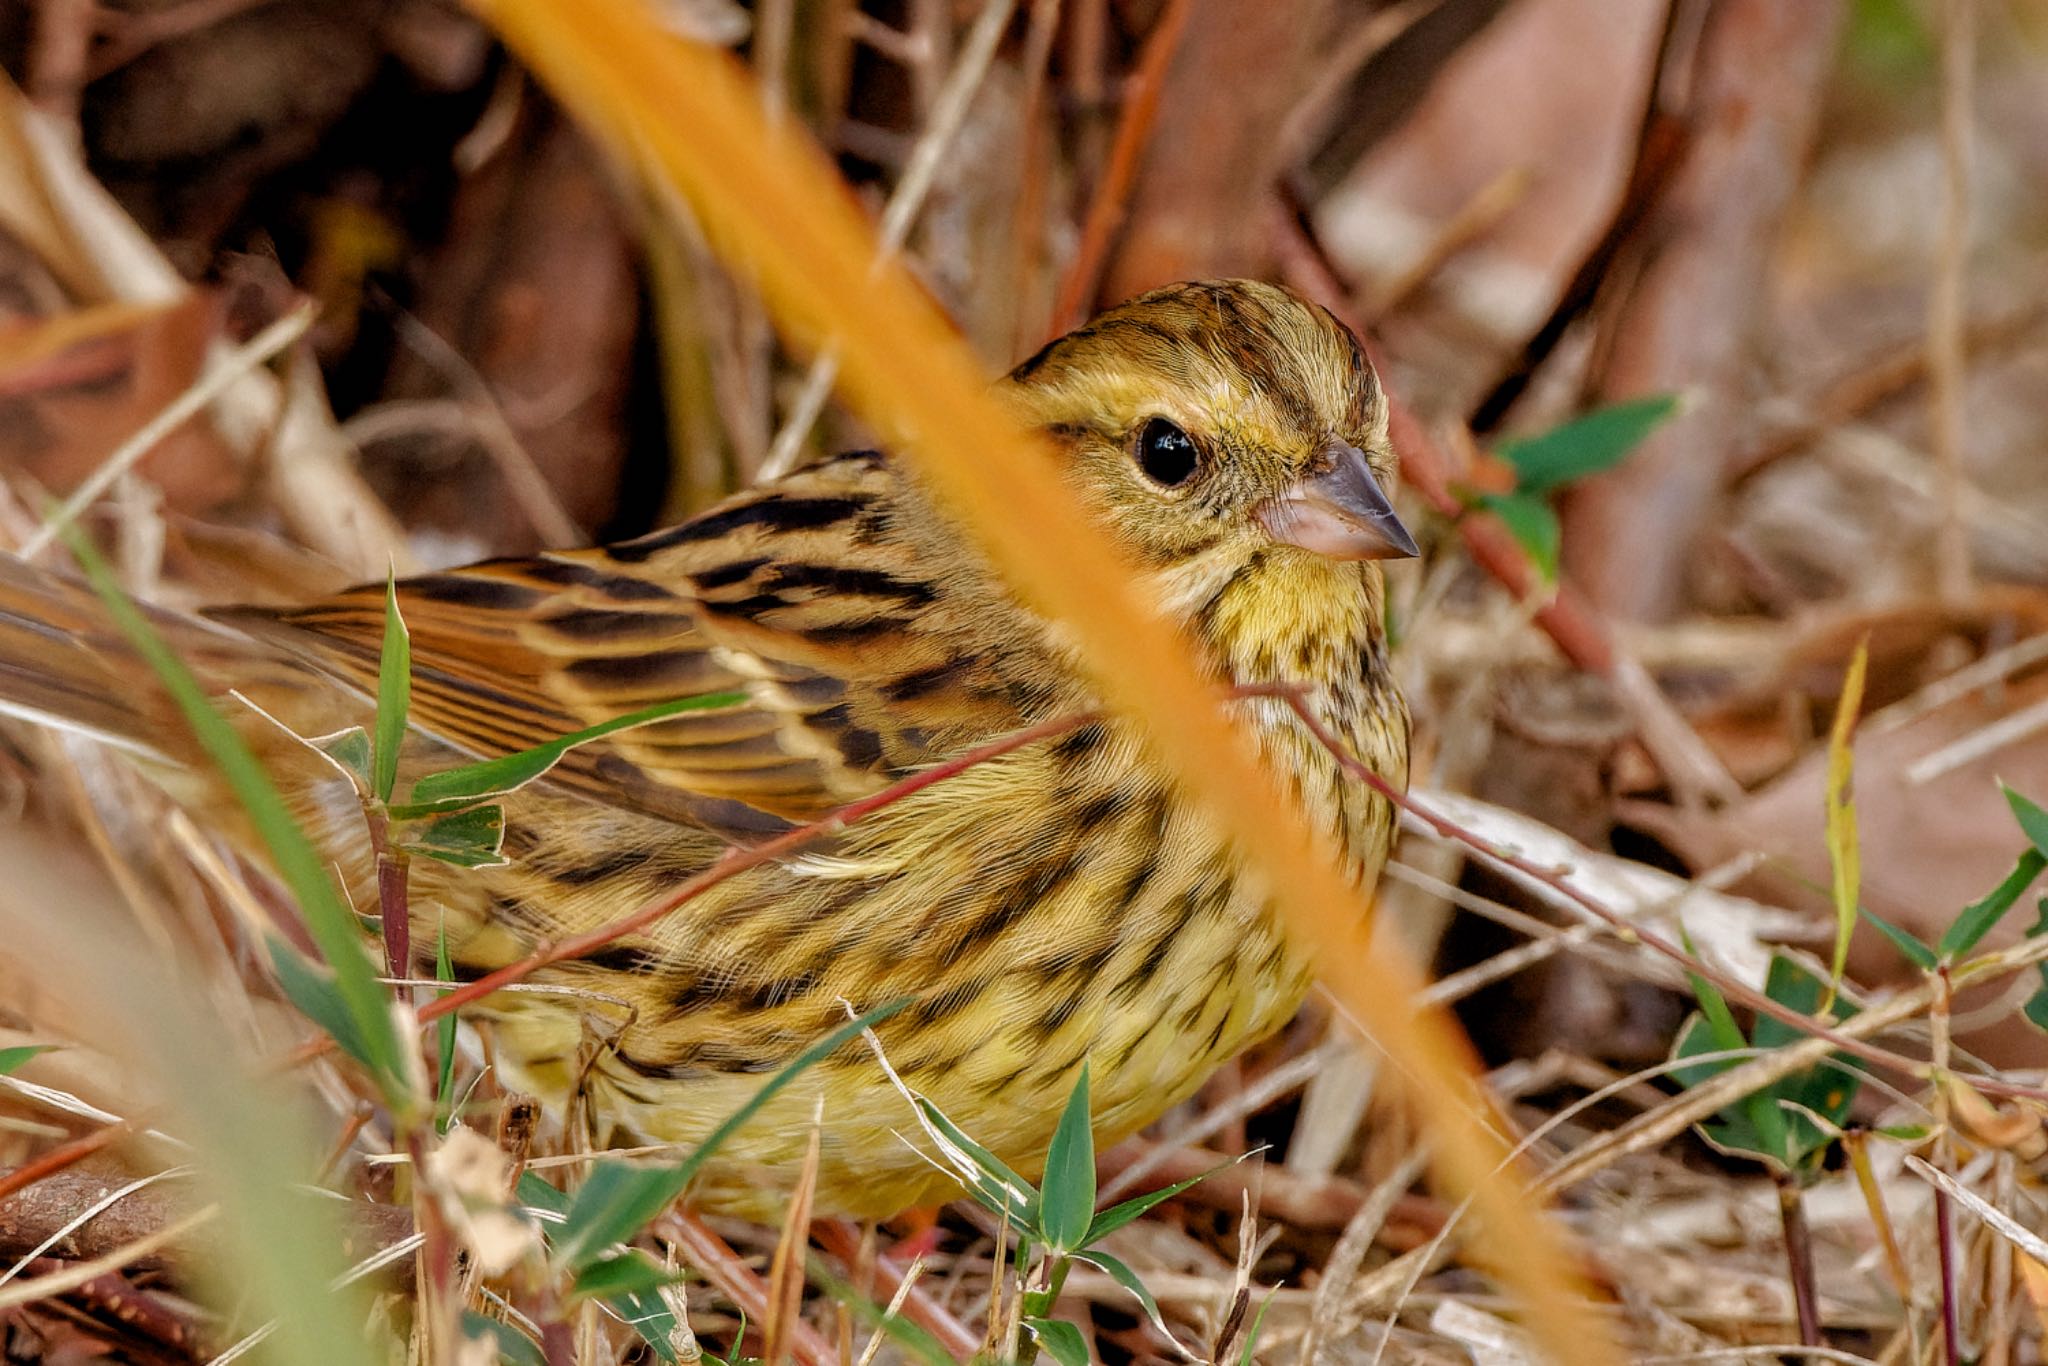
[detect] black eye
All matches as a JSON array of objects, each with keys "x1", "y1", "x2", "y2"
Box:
[{"x1": 1134, "y1": 418, "x2": 1198, "y2": 487}]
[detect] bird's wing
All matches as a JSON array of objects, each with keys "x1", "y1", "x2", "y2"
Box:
[{"x1": 215, "y1": 455, "x2": 1039, "y2": 833}]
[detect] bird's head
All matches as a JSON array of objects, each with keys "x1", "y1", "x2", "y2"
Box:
[{"x1": 998, "y1": 280, "x2": 1414, "y2": 666}]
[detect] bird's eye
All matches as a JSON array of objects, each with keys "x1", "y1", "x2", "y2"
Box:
[{"x1": 1134, "y1": 418, "x2": 1199, "y2": 487}]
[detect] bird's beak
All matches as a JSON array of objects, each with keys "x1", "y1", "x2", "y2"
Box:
[{"x1": 1257, "y1": 442, "x2": 1419, "y2": 561}]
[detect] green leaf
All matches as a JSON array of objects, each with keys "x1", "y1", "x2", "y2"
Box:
[
  {"x1": 516, "y1": 1170, "x2": 570, "y2": 1219},
  {"x1": 461, "y1": 1312, "x2": 546, "y2": 1366},
  {"x1": 612, "y1": 1283, "x2": 682, "y2": 1365},
  {"x1": 1072, "y1": 1249, "x2": 1171, "y2": 1339},
  {"x1": 434, "y1": 923, "x2": 457, "y2": 1133},
  {"x1": 373, "y1": 578, "x2": 411, "y2": 803},
  {"x1": 551, "y1": 999, "x2": 908, "y2": 1270},
  {"x1": 805, "y1": 1257, "x2": 953, "y2": 1366},
  {"x1": 2007, "y1": 786, "x2": 2048, "y2": 859},
  {"x1": 1040, "y1": 1062, "x2": 1095, "y2": 1251},
  {"x1": 268, "y1": 936, "x2": 377, "y2": 1074},
  {"x1": 396, "y1": 804, "x2": 507, "y2": 868},
  {"x1": 913, "y1": 1096, "x2": 1039, "y2": 1227},
  {"x1": 1025, "y1": 1317, "x2": 1090, "y2": 1366},
  {"x1": 407, "y1": 690, "x2": 748, "y2": 806},
  {"x1": 570, "y1": 1249, "x2": 681, "y2": 1302},
  {"x1": 0, "y1": 1044, "x2": 52, "y2": 1075},
  {"x1": 2024, "y1": 897, "x2": 2048, "y2": 1034},
  {"x1": 1085, "y1": 1151, "x2": 1253, "y2": 1244},
  {"x1": 63, "y1": 525, "x2": 405, "y2": 1098},
  {"x1": 313, "y1": 726, "x2": 373, "y2": 789},
  {"x1": 1862, "y1": 905, "x2": 1938, "y2": 970},
  {"x1": 1476, "y1": 491, "x2": 1560, "y2": 580},
  {"x1": 1939, "y1": 848, "x2": 2046, "y2": 959},
  {"x1": 1496, "y1": 393, "x2": 1680, "y2": 494}
]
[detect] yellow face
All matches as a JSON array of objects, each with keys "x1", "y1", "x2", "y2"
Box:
[{"x1": 998, "y1": 279, "x2": 1413, "y2": 574}]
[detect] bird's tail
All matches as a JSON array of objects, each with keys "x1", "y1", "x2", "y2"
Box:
[{"x1": 0, "y1": 553, "x2": 212, "y2": 761}]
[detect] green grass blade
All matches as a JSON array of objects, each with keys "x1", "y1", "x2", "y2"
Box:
[
  {"x1": 373, "y1": 577, "x2": 410, "y2": 803},
  {"x1": 407, "y1": 690, "x2": 748, "y2": 805},
  {"x1": 1939, "y1": 848, "x2": 2046, "y2": 959},
  {"x1": 434, "y1": 922, "x2": 458, "y2": 1133},
  {"x1": 2005, "y1": 785, "x2": 2048, "y2": 857},
  {"x1": 63, "y1": 525, "x2": 404, "y2": 1096},
  {"x1": 1861, "y1": 905, "x2": 1938, "y2": 970},
  {"x1": 0, "y1": 1045, "x2": 52, "y2": 1075},
  {"x1": 552, "y1": 998, "x2": 909, "y2": 1268}
]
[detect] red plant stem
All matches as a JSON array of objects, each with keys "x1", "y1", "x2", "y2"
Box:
[{"x1": 1049, "y1": 0, "x2": 1195, "y2": 333}]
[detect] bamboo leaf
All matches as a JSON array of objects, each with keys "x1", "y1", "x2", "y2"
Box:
[
  {"x1": 1862, "y1": 904, "x2": 1939, "y2": 970},
  {"x1": 373, "y1": 578, "x2": 410, "y2": 803},
  {"x1": 2006, "y1": 786, "x2": 2048, "y2": 859},
  {"x1": 407, "y1": 690, "x2": 747, "y2": 806},
  {"x1": 1040, "y1": 1062, "x2": 1095, "y2": 1252},
  {"x1": 1940, "y1": 848, "x2": 2047, "y2": 959},
  {"x1": 1025, "y1": 1317, "x2": 1090, "y2": 1366},
  {"x1": 1475, "y1": 491, "x2": 1560, "y2": 580},
  {"x1": 0, "y1": 1045, "x2": 52, "y2": 1075},
  {"x1": 1495, "y1": 394, "x2": 1680, "y2": 494}
]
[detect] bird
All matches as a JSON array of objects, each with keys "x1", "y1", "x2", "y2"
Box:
[{"x1": 0, "y1": 279, "x2": 1414, "y2": 1219}]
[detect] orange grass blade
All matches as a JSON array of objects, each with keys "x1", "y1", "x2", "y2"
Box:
[{"x1": 457, "y1": 4, "x2": 1618, "y2": 1359}]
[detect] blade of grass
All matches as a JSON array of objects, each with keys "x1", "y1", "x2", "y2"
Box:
[
  {"x1": 1824, "y1": 638, "x2": 1868, "y2": 1004},
  {"x1": 460, "y1": 5, "x2": 1619, "y2": 1359},
  {"x1": 59, "y1": 524, "x2": 406, "y2": 1099},
  {"x1": 373, "y1": 577, "x2": 410, "y2": 803}
]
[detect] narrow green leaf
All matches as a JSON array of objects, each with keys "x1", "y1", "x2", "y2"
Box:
[
  {"x1": 552, "y1": 999, "x2": 909, "y2": 1269},
  {"x1": 0, "y1": 1044, "x2": 52, "y2": 1075},
  {"x1": 462, "y1": 1312, "x2": 546, "y2": 1366},
  {"x1": 1496, "y1": 393, "x2": 1680, "y2": 494},
  {"x1": 373, "y1": 578, "x2": 411, "y2": 803},
  {"x1": 913, "y1": 1097, "x2": 1040, "y2": 1227},
  {"x1": 1874, "y1": 1124, "x2": 1932, "y2": 1143},
  {"x1": 612, "y1": 1284, "x2": 682, "y2": 1365},
  {"x1": 805, "y1": 1257, "x2": 953, "y2": 1366},
  {"x1": 1239, "y1": 1290, "x2": 1277, "y2": 1366},
  {"x1": 407, "y1": 690, "x2": 748, "y2": 806},
  {"x1": 1040, "y1": 1062, "x2": 1095, "y2": 1252},
  {"x1": 516, "y1": 1170, "x2": 570, "y2": 1219},
  {"x1": 396, "y1": 804, "x2": 507, "y2": 868},
  {"x1": 313, "y1": 726, "x2": 373, "y2": 789},
  {"x1": 2005, "y1": 785, "x2": 2048, "y2": 858},
  {"x1": 268, "y1": 937, "x2": 375, "y2": 1071},
  {"x1": 1025, "y1": 1317, "x2": 1090, "y2": 1366},
  {"x1": 1476, "y1": 491, "x2": 1560, "y2": 580},
  {"x1": 63, "y1": 525, "x2": 404, "y2": 1095},
  {"x1": 1939, "y1": 848, "x2": 2046, "y2": 959},
  {"x1": 1085, "y1": 1150, "x2": 1255, "y2": 1244},
  {"x1": 570, "y1": 1249, "x2": 681, "y2": 1302},
  {"x1": 434, "y1": 923, "x2": 457, "y2": 1134},
  {"x1": 1073, "y1": 1249, "x2": 1171, "y2": 1339},
  {"x1": 1862, "y1": 904, "x2": 1939, "y2": 970}
]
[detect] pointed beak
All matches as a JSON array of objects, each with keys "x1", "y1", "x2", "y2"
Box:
[{"x1": 1256, "y1": 442, "x2": 1419, "y2": 561}]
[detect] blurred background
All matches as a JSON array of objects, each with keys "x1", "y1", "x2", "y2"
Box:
[{"x1": 4, "y1": 0, "x2": 2048, "y2": 1361}]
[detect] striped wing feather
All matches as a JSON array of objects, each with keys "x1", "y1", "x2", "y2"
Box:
[{"x1": 216, "y1": 456, "x2": 1037, "y2": 830}]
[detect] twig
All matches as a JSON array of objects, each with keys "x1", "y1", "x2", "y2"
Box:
[
  {"x1": 758, "y1": 0, "x2": 1018, "y2": 480},
  {"x1": 1773, "y1": 1168, "x2": 1821, "y2": 1347},
  {"x1": 1049, "y1": 0, "x2": 1195, "y2": 333},
  {"x1": 813, "y1": 1219, "x2": 983, "y2": 1361},
  {"x1": 1929, "y1": 0, "x2": 1976, "y2": 603},
  {"x1": 659, "y1": 1212, "x2": 840, "y2": 1366},
  {"x1": 0, "y1": 1206, "x2": 215, "y2": 1312}
]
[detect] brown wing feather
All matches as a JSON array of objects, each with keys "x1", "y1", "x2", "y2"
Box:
[{"x1": 214, "y1": 455, "x2": 1041, "y2": 832}]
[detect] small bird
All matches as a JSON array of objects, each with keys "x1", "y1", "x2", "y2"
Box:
[{"x1": 0, "y1": 280, "x2": 1413, "y2": 1218}]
